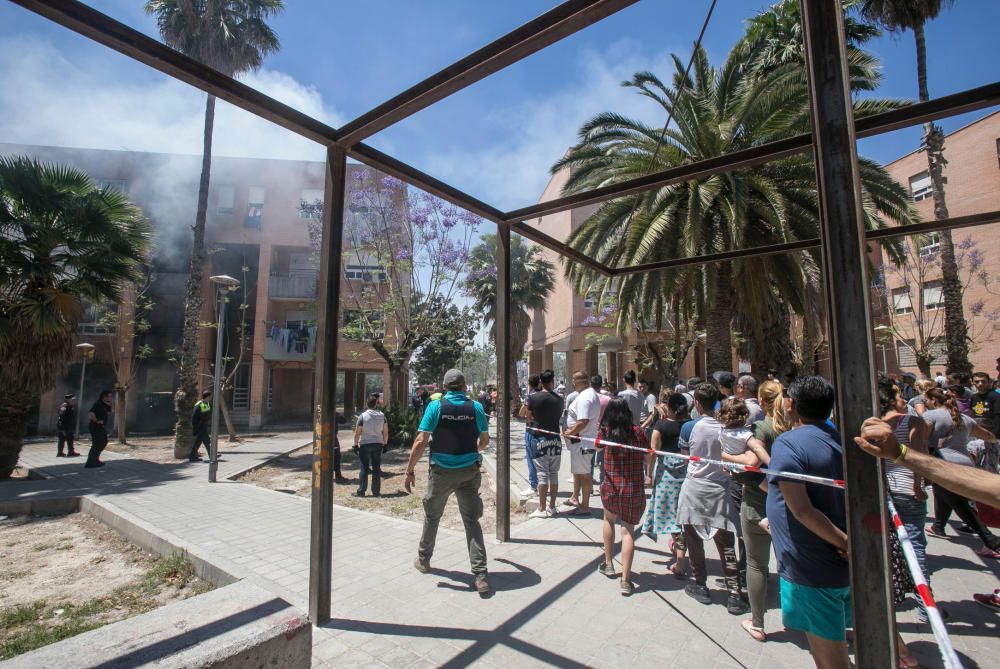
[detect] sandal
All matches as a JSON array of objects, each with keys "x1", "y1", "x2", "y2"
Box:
[
  {"x1": 975, "y1": 546, "x2": 1000, "y2": 559},
  {"x1": 741, "y1": 619, "x2": 766, "y2": 642}
]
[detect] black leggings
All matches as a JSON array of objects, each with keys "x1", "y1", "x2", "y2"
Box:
[{"x1": 933, "y1": 483, "x2": 1000, "y2": 550}]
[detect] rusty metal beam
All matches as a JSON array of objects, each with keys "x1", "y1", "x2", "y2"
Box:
[
  {"x1": 336, "y1": 0, "x2": 638, "y2": 146},
  {"x1": 506, "y1": 81, "x2": 1000, "y2": 223}
]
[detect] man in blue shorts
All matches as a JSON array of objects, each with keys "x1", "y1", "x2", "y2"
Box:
[{"x1": 766, "y1": 376, "x2": 850, "y2": 669}]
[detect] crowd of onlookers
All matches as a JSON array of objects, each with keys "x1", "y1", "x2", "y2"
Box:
[{"x1": 517, "y1": 365, "x2": 1000, "y2": 669}]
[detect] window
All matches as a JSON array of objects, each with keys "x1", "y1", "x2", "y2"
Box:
[
  {"x1": 97, "y1": 179, "x2": 128, "y2": 194},
  {"x1": 217, "y1": 185, "x2": 235, "y2": 215},
  {"x1": 898, "y1": 338, "x2": 946, "y2": 367},
  {"x1": 299, "y1": 189, "x2": 324, "y2": 218},
  {"x1": 345, "y1": 264, "x2": 387, "y2": 282},
  {"x1": 245, "y1": 187, "x2": 264, "y2": 228},
  {"x1": 892, "y1": 287, "x2": 913, "y2": 315},
  {"x1": 583, "y1": 293, "x2": 597, "y2": 309},
  {"x1": 342, "y1": 310, "x2": 384, "y2": 341},
  {"x1": 918, "y1": 232, "x2": 940, "y2": 258},
  {"x1": 78, "y1": 301, "x2": 118, "y2": 335},
  {"x1": 289, "y1": 253, "x2": 316, "y2": 275},
  {"x1": 923, "y1": 280, "x2": 944, "y2": 310},
  {"x1": 909, "y1": 171, "x2": 933, "y2": 202}
]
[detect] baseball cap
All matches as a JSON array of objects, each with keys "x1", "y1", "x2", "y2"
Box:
[{"x1": 443, "y1": 369, "x2": 465, "y2": 390}]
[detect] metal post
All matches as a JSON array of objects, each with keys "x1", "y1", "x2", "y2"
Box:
[
  {"x1": 76, "y1": 355, "x2": 88, "y2": 438},
  {"x1": 495, "y1": 226, "x2": 512, "y2": 542},
  {"x1": 208, "y1": 288, "x2": 226, "y2": 483},
  {"x1": 309, "y1": 145, "x2": 347, "y2": 625},
  {"x1": 800, "y1": 1, "x2": 896, "y2": 667}
]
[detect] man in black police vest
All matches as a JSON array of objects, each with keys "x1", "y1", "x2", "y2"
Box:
[{"x1": 405, "y1": 368, "x2": 491, "y2": 595}]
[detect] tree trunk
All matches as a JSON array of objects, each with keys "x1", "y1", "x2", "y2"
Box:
[
  {"x1": 0, "y1": 391, "x2": 32, "y2": 479},
  {"x1": 388, "y1": 365, "x2": 406, "y2": 407},
  {"x1": 219, "y1": 393, "x2": 241, "y2": 442},
  {"x1": 914, "y1": 26, "x2": 969, "y2": 376},
  {"x1": 115, "y1": 386, "x2": 128, "y2": 444},
  {"x1": 173, "y1": 94, "x2": 216, "y2": 458},
  {"x1": 705, "y1": 263, "x2": 734, "y2": 374}
]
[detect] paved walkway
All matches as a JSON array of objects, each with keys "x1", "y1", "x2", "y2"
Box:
[{"x1": 2, "y1": 432, "x2": 999, "y2": 668}]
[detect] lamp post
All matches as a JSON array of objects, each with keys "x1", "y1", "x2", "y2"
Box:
[
  {"x1": 208, "y1": 275, "x2": 240, "y2": 483},
  {"x1": 457, "y1": 337, "x2": 471, "y2": 372},
  {"x1": 74, "y1": 343, "x2": 95, "y2": 438},
  {"x1": 874, "y1": 325, "x2": 890, "y2": 375}
]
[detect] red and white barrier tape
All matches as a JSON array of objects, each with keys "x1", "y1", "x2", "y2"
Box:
[
  {"x1": 886, "y1": 497, "x2": 962, "y2": 669},
  {"x1": 527, "y1": 426, "x2": 846, "y2": 489}
]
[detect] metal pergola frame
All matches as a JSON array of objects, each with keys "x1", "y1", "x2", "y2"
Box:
[{"x1": 12, "y1": 1, "x2": 998, "y2": 666}]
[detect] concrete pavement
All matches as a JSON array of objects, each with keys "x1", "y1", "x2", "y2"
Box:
[{"x1": 2, "y1": 431, "x2": 998, "y2": 668}]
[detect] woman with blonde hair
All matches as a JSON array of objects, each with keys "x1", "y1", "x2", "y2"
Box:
[{"x1": 722, "y1": 379, "x2": 789, "y2": 642}]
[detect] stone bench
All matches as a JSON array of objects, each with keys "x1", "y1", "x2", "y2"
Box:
[{"x1": 1, "y1": 580, "x2": 311, "y2": 669}]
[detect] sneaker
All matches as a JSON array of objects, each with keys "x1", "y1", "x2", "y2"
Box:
[
  {"x1": 544, "y1": 508, "x2": 555, "y2": 518},
  {"x1": 351, "y1": 491, "x2": 365, "y2": 498},
  {"x1": 67, "y1": 452, "x2": 80, "y2": 457},
  {"x1": 975, "y1": 546, "x2": 1000, "y2": 559},
  {"x1": 620, "y1": 578, "x2": 635, "y2": 596},
  {"x1": 972, "y1": 589, "x2": 1000, "y2": 612},
  {"x1": 520, "y1": 488, "x2": 537, "y2": 498},
  {"x1": 685, "y1": 582, "x2": 712, "y2": 605},
  {"x1": 598, "y1": 562, "x2": 617, "y2": 578},
  {"x1": 189, "y1": 457, "x2": 203, "y2": 462},
  {"x1": 474, "y1": 574, "x2": 490, "y2": 595},
  {"x1": 529, "y1": 509, "x2": 547, "y2": 519},
  {"x1": 413, "y1": 557, "x2": 430, "y2": 574},
  {"x1": 727, "y1": 594, "x2": 751, "y2": 616},
  {"x1": 926, "y1": 525, "x2": 948, "y2": 539},
  {"x1": 56, "y1": 453, "x2": 66, "y2": 457},
  {"x1": 84, "y1": 462, "x2": 105, "y2": 469}
]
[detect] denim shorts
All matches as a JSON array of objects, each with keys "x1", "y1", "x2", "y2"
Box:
[{"x1": 780, "y1": 577, "x2": 853, "y2": 641}]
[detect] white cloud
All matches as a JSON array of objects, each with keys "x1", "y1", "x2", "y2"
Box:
[
  {"x1": 420, "y1": 38, "x2": 680, "y2": 210},
  {"x1": 0, "y1": 35, "x2": 338, "y2": 162}
]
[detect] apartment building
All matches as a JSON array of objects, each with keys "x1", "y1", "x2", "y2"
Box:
[
  {"x1": 877, "y1": 110, "x2": 1000, "y2": 376},
  {"x1": 1, "y1": 142, "x2": 404, "y2": 434}
]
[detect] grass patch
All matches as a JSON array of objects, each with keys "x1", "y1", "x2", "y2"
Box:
[{"x1": 0, "y1": 553, "x2": 210, "y2": 661}]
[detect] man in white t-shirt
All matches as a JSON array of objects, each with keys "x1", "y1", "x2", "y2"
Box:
[{"x1": 562, "y1": 371, "x2": 601, "y2": 515}]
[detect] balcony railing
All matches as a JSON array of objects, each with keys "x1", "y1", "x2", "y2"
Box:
[{"x1": 268, "y1": 273, "x2": 318, "y2": 299}]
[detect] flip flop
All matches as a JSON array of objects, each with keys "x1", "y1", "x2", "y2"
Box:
[{"x1": 741, "y1": 619, "x2": 766, "y2": 642}]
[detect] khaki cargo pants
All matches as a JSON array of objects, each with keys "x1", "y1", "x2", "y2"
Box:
[{"x1": 418, "y1": 462, "x2": 487, "y2": 575}]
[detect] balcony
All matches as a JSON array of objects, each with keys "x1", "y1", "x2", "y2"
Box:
[
  {"x1": 264, "y1": 329, "x2": 316, "y2": 362},
  {"x1": 268, "y1": 273, "x2": 317, "y2": 300}
]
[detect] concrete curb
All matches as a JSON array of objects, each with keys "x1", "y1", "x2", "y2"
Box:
[{"x1": 222, "y1": 441, "x2": 312, "y2": 481}]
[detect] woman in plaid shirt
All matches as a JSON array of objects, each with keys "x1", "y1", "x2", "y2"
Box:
[{"x1": 596, "y1": 398, "x2": 649, "y2": 596}]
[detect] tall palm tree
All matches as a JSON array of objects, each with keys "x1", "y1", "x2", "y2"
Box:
[
  {"x1": 555, "y1": 43, "x2": 917, "y2": 374},
  {"x1": 859, "y1": 0, "x2": 968, "y2": 375},
  {"x1": 465, "y1": 234, "x2": 555, "y2": 396},
  {"x1": 144, "y1": 0, "x2": 283, "y2": 457},
  {"x1": 0, "y1": 157, "x2": 152, "y2": 479}
]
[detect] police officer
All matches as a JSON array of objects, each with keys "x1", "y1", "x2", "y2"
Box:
[
  {"x1": 189, "y1": 390, "x2": 212, "y2": 462},
  {"x1": 85, "y1": 390, "x2": 113, "y2": 468},
  {"x1": 56, "y1": 394, "x2": 80, "y2": 457},
  {"x1": 405, "y1": 369, "x2": 491, "y2": 595}
]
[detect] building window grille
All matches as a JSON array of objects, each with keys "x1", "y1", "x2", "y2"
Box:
[
  {"x1": 909, "y1": 171, "x2": 933, "y2": 202},
  {"x1": 923, "y1": 280, "x2": 945, "y2": 310},
  {"x1": 892, "y1": 287, "x2": 913, "y2": 315}
]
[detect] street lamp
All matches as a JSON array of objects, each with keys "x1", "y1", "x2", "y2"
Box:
[
  {"x1": 74, "y1": 342, "x2": 95, "y2": 438},
  {"x1": 208, "y1": 275, "x2": 240, "y2": 483},
  {"x1": 457, "y1": 337, "x2": 471, "y2": 372},
  {"x1": 874, "y1": 325, "x2": 890, "y2": 374}
]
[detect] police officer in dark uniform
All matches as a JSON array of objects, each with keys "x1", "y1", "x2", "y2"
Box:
[
  {"x1": 85, "y1": 390, "x2": 113, "y2": 468},
  {"x1": 405, "y1": 369, "x2": 491, "y2": 594},
  {"x1": 189, "y1": 390, "x2": 212, "y2": 462},
  {"x1": 56, "y1": 394, "x2": 80, "y2": 457}
]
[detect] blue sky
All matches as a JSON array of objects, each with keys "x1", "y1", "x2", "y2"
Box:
[{"x1": 1, "y1": 0, "x2": 998, "y2": 211}]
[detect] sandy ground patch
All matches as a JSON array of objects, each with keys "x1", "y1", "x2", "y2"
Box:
[
  {"x1": 0, "y1": 512, "x2": 211, "y2": 659},
  {"x1": 239, "y1": 430, "x2": 529, "y2": 534}
]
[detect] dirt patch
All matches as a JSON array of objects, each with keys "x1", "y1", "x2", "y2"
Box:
[
  {"x1": 239, "y1": 430, "x2": 529, "y2": 534},
  {"x1": 0, "y1": 513, "x2": 211, "y2": 660},
  {"x1": 103, "y1": 433, "x2": 286, "y2": 464}
]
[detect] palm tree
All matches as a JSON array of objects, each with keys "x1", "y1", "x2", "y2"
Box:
[
  {"x1": 0, "y1": 156, "x2": 152, "y2": 479},
  {"x1": 465, "y1": 234, "x2": 555, "y2": 399},
  {"x1": 144, "y1": 0, "x2": 283, "y2": 457},
  {"x1": 859, "y1": 0, "x2": 968, "y2": 375},
  {"x1": 555, "y1": 42, "x2": 917, "y2": 374}
]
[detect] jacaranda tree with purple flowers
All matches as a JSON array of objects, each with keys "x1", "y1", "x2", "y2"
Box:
[
  {"x1": 873, "y1": 234, "x2": 998, "y2": 378},
  {"x1": 304, "y1": 172, "x2": 481, "y2": 405}
]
